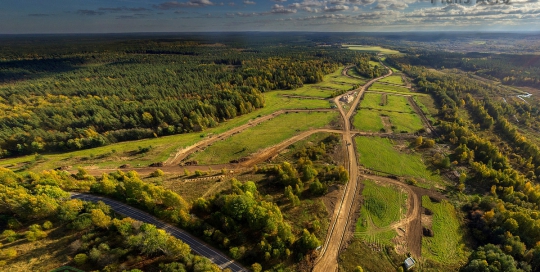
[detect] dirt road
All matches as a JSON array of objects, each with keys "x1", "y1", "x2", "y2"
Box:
[{"x1": 313, "y1": 62, "x2": 393, "y2": 272}]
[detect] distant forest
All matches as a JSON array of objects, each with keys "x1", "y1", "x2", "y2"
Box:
[{"x1": 0, "y1": 35, "x2": 372, "y2": 157}]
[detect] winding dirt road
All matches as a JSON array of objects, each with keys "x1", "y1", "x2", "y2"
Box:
[{"x1": 313, "y1": 62, "x2": 393, "y2": 272}]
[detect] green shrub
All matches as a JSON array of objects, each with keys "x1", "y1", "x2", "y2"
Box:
[{"x1": 74, "y1": 253, "x2": 88, "y2": 265}]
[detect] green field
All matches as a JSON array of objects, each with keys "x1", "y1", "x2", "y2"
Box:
[
  {"x1": 369, "y1": 83, "x2": 411, "y2": 94},
  {"x1": 190, "y1": 111, "x2": 338, "y2": 164},
  {"x1": 276, "y1": 67, "x2": 365, "y2": 98},
  {"x1": 422, "y1": 196, "x2": 468, "y2": 264},
  {"x1": 343, "y1": 45, "x2": 401, "y2": 55},
  {"x1": 355, "y1": 137, "x2": 440, "y2": 182},
  {"x1": 355, "y1": 179, "x2": 407, "y2": 245},
  {"x1": 379, "y1": 75, "x2": 405, "y2": 85},
  {"x1": 352, "y1": 109, "x2": 385, "y2": 132},
  {"x1": 360, "y1": 93, "x2": 414, "y2": 113},
  {"x1": 356, "y1": 93, "x2": 424, "y2": 133}
]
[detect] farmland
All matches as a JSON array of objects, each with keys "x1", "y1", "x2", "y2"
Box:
[
  {"x1": 355, "y1": 136, "x2": 440, "y2": 183},
  {"x1": 189, "y1": 111, "x2": 339, "y2": 164}
]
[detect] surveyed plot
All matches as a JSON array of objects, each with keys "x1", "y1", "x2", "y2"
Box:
[
  {"x1": 379, "y1": 75, "x2": 405, "y2": 86},
  {"x1": 355, "y1": 137, "x2": 440, "y2": 182},
  {"x1": 189, "y1": 111, "x2": 339, "y2": 164},
  {"x1": 354, "y1": 93, "x2": 424, "y2": 133},
  {"x1": 369, "y1": 83, "x2": 411, "y2": 94},
  {"x1": 355, "y1": 179, "x2": 407, "y2": 245},
  {"x1": 422, "y1": 196, "x2": 467, "y2": 264}
]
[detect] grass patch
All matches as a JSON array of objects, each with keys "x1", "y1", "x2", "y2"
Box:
[
  {"x1": 355, "y1": 137, "x2": 440, "y2": 182},
  {"x1": 357, "y1": 93, "x2": 424, "y2": 133},
  {"x1": 379, "y1": 75, "x2": 405, "y2": 85},
  {"x1": 354, "y1": 180, "x2": 407, "y2": 246},
  {"x1": 369, "y1": 83, "x2": 411, "y2": 94},
  {"x1": 343, "y1": 45, "x2": 401, "y2": 55},
  {"x1": 353, "y1": 110, "x2": 385, "y2": 132},
  {"x1": 339, "y1": 238, "x2": 405, "y2": 272},
  {"x1": 356, "y1": 180, "x2": 407, "y2": 231},
  {"x1": 422, "y1": 196, "x2": 468, "y2": 265},
  {"x1": 190, "y1": 111, "x2": 338, "y2": 164}
]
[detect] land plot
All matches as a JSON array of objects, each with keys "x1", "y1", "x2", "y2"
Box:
[
  {"x1": 422, "y1": 196, "x2": 467, "y2": 265},
  {"x1": 379, "y1": 75, "x2": 405, "y2": 85},
  {"x1": 190, "y1": 112, "x2": 338, "y2": 164},
  {"x1": 355, "y1": 137, "x2": 440, "y2": 182},
  {"x1": 369, "y1": 83, "x2": 411, "y2": 94}
]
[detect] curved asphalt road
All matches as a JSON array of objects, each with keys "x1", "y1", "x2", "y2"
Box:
[{"x1": 70, "y1": 192, "x2": 248, "y2": 272}]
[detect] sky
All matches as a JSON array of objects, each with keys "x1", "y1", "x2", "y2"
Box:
[{"x1": 1, "y1": 0, "x2": 540, "y2": 33}]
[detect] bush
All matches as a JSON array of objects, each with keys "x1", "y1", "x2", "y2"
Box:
[
  {"x1": 151, "y1": 169, "x2": 164, "y2": 177},
  {"x1": 74, "y1": 253, "x2": 88, "y2": 265},
  {"x1": 42, "y1": 221, "x2": 53, "y2": 230},
  {"x1": 2, "y1": 230, "x2": 17, "y2": 242}
]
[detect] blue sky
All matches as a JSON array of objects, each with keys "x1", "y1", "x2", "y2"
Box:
[{"x1": 1, "y1": 0, "x2": 539, "y2": 33}]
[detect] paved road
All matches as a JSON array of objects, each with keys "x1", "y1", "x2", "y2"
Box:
[
  {"x1": 70, "y1": 193, "x2": 248, "y2": 272},
  {"x1": 313, "y1": 61, "x2": 393, "y2": 272}
]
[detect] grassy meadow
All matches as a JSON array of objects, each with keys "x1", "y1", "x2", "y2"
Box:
[
  {"x1": 189, "y1": 111, "x2": 338, "y2": 164},
  {"x1": 355, "y1": 137, "x2": 440, "y2": 182},
  {"x1": 379, "y1": 75, "x2": 405, "y2": 85},
  {"x1": 422, "y1": 196, "x2": 468, "y2": 265}
]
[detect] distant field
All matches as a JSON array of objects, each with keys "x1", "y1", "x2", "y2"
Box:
[
  {"x1": 343, "y1": 45, "x2": 401, "y2": 55},
  {"x1": 379, "y1": 75, "x2": 405, "y2": 85},
  {"x1": 369, "y1": 83, "x2": 411, "y2": 94},
  {"x1": 385, "y1": 111, "x2": 424, "y2": 133},
  {"x1": 355, "y1": 137, "x2": 440, "y2": 182},
  {"x1": 422, "y1": 196, "x2": 468, "y2": 264},
  {"x1": 276, "y1": 67, "x2": 364, "y2": 98},
  {"x1": 190, "y1": 111, "x2": 338, "y2": 164},
  {"x1": 359, "y1": 93, "x2": 414, "y2": 113},
  {"x1": 355, "y1": 179, "x2": 407, "y2": 246}
]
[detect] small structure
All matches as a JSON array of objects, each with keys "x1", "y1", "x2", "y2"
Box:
[
  {"x1": 404, "y1": 257, "x2": 416, "y2": 270},
  {"x1": 340, "y1": 94, "x2": 354, "y2": 103}
]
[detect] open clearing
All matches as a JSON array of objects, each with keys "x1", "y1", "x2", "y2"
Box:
[
  {"x1": 343, "y1": 45, "x2": 401, "y2": 55},
  {"x1": 275, "y1": 67, "x2": 365, "y2": 98},
  {"x1": 369, "y1": 83, "x2": 412, "y2": 94},
  {"x1": 352, "y1": 110, "x2": 384, "y2": 132},
  {"x1": 355, "y1": 179, "x2": 407, "y2": 246},
  {"x1": 379, "y1": 75, "x2": 405, "y2": 85},
  {"x1": 421, "y1": 196, "x2": 468, "y2": 265},
  {"x1": 189, "y1": 111, "x2": 338, "y2": 164},
  {"x1": 355, "y1": 93, "x2": 424, "y2": 133},
  {"x1": 355, "y1": 137, "x2": 440, "y2": 183}
]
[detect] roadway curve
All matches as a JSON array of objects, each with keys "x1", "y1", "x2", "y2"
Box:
[
  {"x1": 313, "y1": 61, "x2": 393, "y2": 272},
  {"x1": 70, "y1": 192, "x2": 248, "y2": 272}
]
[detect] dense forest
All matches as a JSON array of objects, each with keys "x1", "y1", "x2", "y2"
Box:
[{"x1": 0, "y1": 37, "x2": 378, "y2": 158}]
